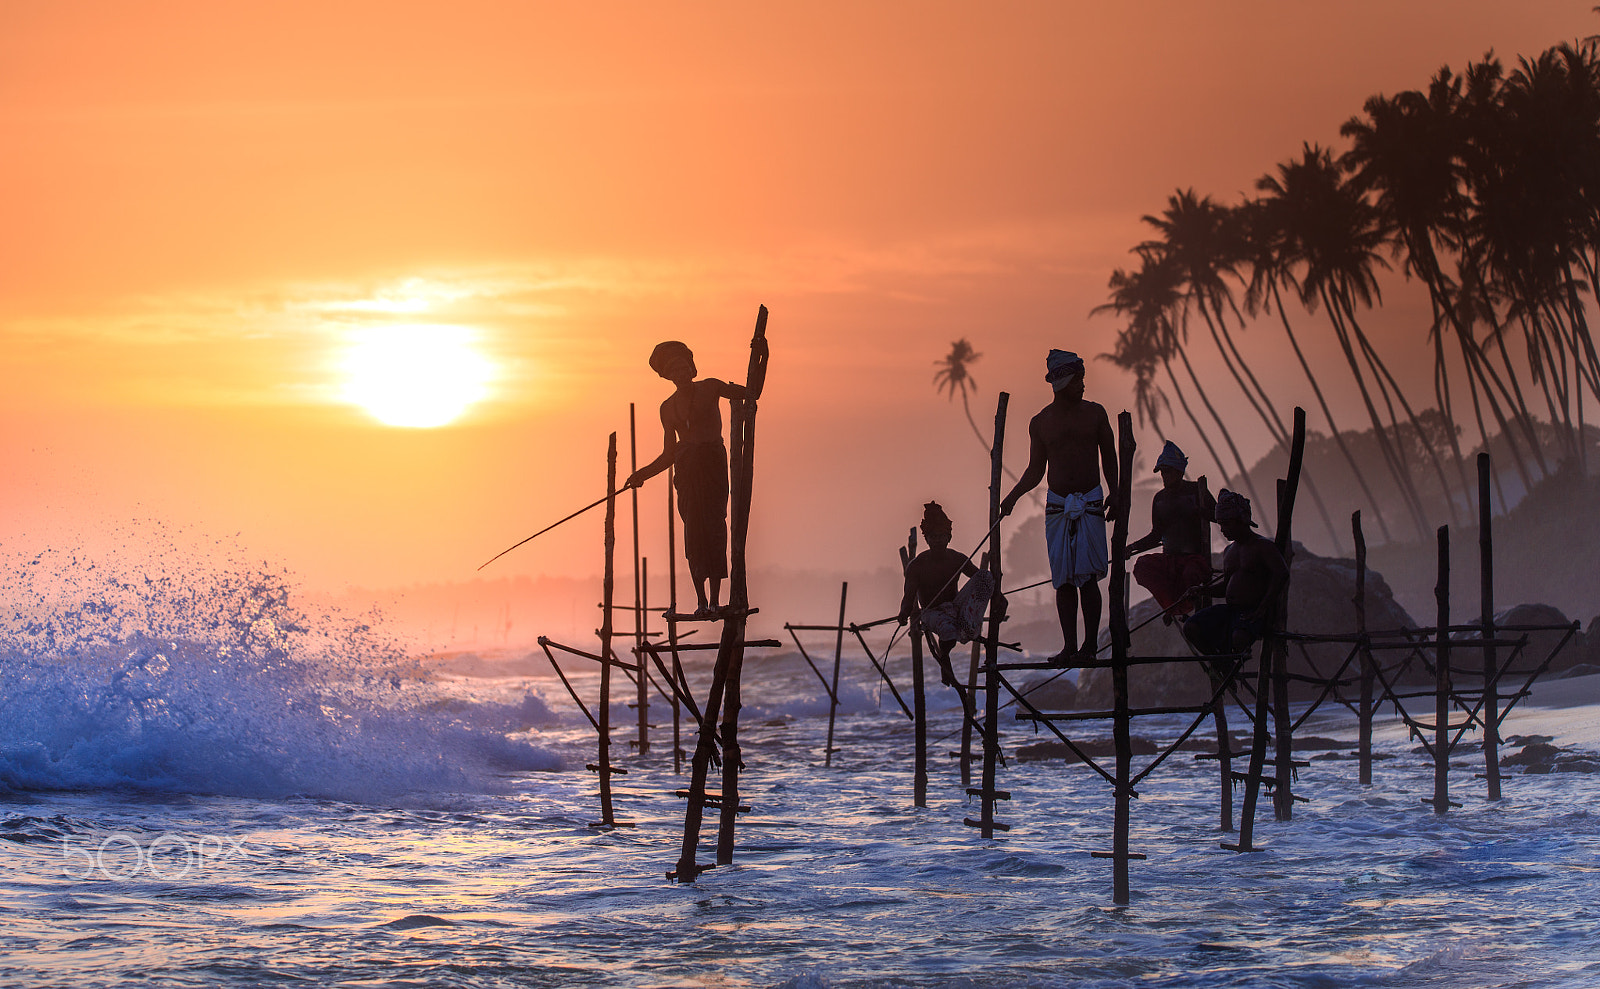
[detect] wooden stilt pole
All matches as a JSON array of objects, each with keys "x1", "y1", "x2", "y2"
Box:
[
  {"x1": 1355, "y1": 511, "x2": 1373, "y2": 787},
  {"x1": 960, "y1": 636, "x2": 981, "y2": 788},
  {"x1": 906, "y1": 528, "x2": 927, "y2": 808},
  {"x1": 1271, "y1": 408, "x2": 1306, "y2": 821},
  {"x1": 1198, "y1": 474, "x2": 1233, "y2": 833},
  {"x1": 630, "y1": 404, "x2": 648, "y2": 755},
  {"x1": 975, "y1": 392, "x2": 1008, "y2": 839},
  {"x1": 825, "y1": 582, "x2": 848, "y2": 767},
  {"x1": 673, "y1": 304, "x2": 767, "y2": 881},
  {"x1": 1224, "y1": 646, "x2": 1273, "y2": 853},
  {"x1": 1432, "y1": 525, "x2": 1452, "y2": 814},
  {"x1": 1479, "y1": 453, "x2": 1501, "y2": 801},
  {"x1": 715, "y1": 308, "x2": 766, "y2": 866},
  {"x1": 1110, "y1": 410, "x2": 1136, "y2": 905},
  {"x1": 667, "y1": 469, "x2": 683, "y2": 774},
  {"x1": 595, "y1": 433, "x2": 620, "y2": 829}
]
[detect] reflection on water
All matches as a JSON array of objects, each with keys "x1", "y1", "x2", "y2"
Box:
[{"x1": 2, "y1": 645, "x2": 1600, "y2": 987}]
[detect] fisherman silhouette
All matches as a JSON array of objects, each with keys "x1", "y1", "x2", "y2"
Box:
[
  {"x1": 1122, "y1": 440, "x2": 1217, "y2": 623},
  {"x1": 626, "y1": 340, "x2": 750, "y2": 617},
  {"x1": 897, "y1": 502, "x2": 999, "y2": 686},
  {"x1": 1181, "y1": 489, "x2": 1288, "y2": 656},
  {"x1": 999, "y1": 349, "x2": 1120, "y2": 664}
]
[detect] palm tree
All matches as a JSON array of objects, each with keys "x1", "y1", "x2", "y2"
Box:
[
  {"x1": 933, "y1": 339, "x2": 1027, "y2": 490},
  {"x1": 1242, "y1": 194, "x2": 1389, "y2": 544},
  {"x1": 1257, "y1": 145, "x2": 1435, "y2": 540},
  {"x1": 1095, "y1": 254, "x2": 1241, "y2": 497},
  {"x1": 1140, "y1": 190, "x2": 1345, "y2": 546}
]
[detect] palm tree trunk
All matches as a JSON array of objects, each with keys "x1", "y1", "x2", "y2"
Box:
[
  {"x1": 1269, "y1": 279, "x2": 1391, "y2": 543},
  {"x1": 1322, "y1": 285, "x2": 1431, "y2": 541}
]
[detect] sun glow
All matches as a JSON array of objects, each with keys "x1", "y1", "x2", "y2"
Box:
[{"x1": 340, "y1": 324, "x2": 495, "y2": 428}]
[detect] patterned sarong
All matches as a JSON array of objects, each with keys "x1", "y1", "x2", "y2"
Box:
[
  {"x1": 921, "y1": 570, "x2": 996, "y2": 643},
  {"x1": 1045, "y1": 487, "x2": 1107, "y2": 589}
]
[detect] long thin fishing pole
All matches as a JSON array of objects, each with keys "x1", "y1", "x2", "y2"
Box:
[{"x1": 478, "y1": 486, "x2": 630, "y2": 571}]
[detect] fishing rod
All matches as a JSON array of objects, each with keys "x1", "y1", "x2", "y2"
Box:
[{"x1": 478, "y1": 483, "x2": 634, "y2": 571}]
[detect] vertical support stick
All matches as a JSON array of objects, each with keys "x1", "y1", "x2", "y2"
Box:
[
  {"x1": 1354, "y1": 511, "x2": 1373, "y2": 786},
  {"x1": 979, "y1": 392, "x2": 1009, "y2": 838},
  {"x1": 960, "y1": 637, "x2": 981, "y2": 788},
  {"x1": 1479, "y1": 453, "x2": 1501, "y2": 801},
  {"x1": 716, "y1": 307, "x2": 765, "y2": 866},
  {"x1": 1433, "y1": 525, "x2": 1451, "y2": 814},
  {"x1": 908, "y1": 529, "x2": 927, "y2": 808},
  {"x1": 1199, "y1": 475, "x2": 1232, "y2": 832},
  {"x1": 630, "y1": 404, "x2": 648, "y2": 754},
  {"x1": 667, "y1": 469, "x2": 683, "y2": 774},
  {"x1": 597, "y1": 433, "x2": 619, "y2": 828},
  {"x1": 825, "y1": 582, "x2": 848, "y2": 767},
  {"x1": 1271, "y1": 408, "x2": 1306, "y2": 821},
  {"x1": 1110, "y1": 411, "x2": 1136, "y2": 904}
]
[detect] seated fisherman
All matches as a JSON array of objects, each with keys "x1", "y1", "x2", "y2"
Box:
[
  {"x1": 897, "y1": 502, "x2": 998, "y2": 686},
  {"x1": 1181, "y1": 489, "x2": 1288, "y2": 656},
  {"x1": 1123, "y1": 441, "x2": 1216, "y2": 623}
]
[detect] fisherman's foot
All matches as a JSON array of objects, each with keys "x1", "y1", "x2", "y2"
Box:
[
  {"x1": 1046, "y1": 649, "x2": 1076, "y2": 667},
  {"x1": 1076, "y1": 644, "x2": 1099, "y2": 663}
]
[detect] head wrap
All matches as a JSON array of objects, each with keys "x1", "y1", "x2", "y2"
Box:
[
  {"x1": 1045, "y1": 349, "x2": 1084, "y2": 392},
  {"x1": 1153, "y1": 440, "x2": 1188, "y2": 474},
  {"x1": 649, "y1": 340, "x2": 694, "y2": 376},
  {"x1": 1214, "y1": 489, "x2": 1259, "y2": 528},
  {"x1": 920, "y1": 501, "x2": 953, "y2": 536}
]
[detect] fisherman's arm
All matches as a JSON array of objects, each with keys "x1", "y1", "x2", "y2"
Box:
[
  {"x1": 999, "y1": 422, "x2": 1047, "y2": 517},
  {"x1": 897, "y1": 564, "x2": 922, "y2": 624},
  {"x1": 625, "y1": 407, "x2": 678, "y2": 489},
  {"x1": 1098, "y1": 408, "x2": 1121, "y2": 522}
]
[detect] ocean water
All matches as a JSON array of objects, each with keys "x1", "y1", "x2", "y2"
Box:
[{"x1": 3, "y1": 550, "x2": 1599, "y2": 988}]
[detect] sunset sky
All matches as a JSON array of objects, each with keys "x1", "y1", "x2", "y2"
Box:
[{"x1": 0, "y1": 2, "x2": 1588, "y2": 604}]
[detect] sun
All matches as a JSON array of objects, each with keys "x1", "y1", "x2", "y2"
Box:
[{"x1": 340, "y1": 324, "x2": 495, "y2": 428}]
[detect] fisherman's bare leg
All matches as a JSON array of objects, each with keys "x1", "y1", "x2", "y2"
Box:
[
  {"x1": 1079, "y1": 581, "x2": 1102, "y2": 659},
  {"x1": 1053, "y1": 585, "x2": 1079, "y2": 662}
]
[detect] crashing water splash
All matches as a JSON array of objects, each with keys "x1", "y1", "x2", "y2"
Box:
[{"x1": 0, "y1": 524, "x2": 562, "y2": 802}]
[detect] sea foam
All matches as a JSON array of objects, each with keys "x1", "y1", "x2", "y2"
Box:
[{"x1": 0, "y1": 529, "x2": 562, "y2": 803}]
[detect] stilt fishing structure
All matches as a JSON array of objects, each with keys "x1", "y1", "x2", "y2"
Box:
[
  {"x1": 670, "y1": 305, "x2": 771, "y2": 882},
  {"x1": 511, "y1": 340, "x2": 1579, "y2": 903}
]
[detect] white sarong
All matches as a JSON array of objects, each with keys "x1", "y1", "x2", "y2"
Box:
[{"x1": 1046, "y1": 487, "x2": 1107, "y2": 589}]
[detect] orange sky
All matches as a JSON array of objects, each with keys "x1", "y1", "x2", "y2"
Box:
[{"x1": 0, "y1": 2, "x2": 1588, "y2": 601}]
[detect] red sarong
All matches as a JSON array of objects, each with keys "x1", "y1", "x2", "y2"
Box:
[{"x1": 1132, "y1": 552, "x2": 1211, "y2": 616}]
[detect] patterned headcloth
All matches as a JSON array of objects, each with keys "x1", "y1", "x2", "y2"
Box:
[
  {"x1": 1153, "y1": 440, "x2": 1188, "y2": 474},
  {"x1": 920, "y1": 501, "x2": 953, "y2": 535},
  {"x1": 1214, "y1": 489, "x2": 1259, "y2": 528},
  {"x1": 1045, "y1": 349, "x2": 1085, "y2": 392},
  {"x1": 648, "y1": 340, "x2": 694, "y2": 375}
]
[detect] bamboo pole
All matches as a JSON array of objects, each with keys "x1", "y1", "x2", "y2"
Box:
[
  {"x1": 674, "y1": 304, "x2": 767, "y2": 881},
  {"x1": 631, "y1": 404, "x2": 648, "y2": 755},
  {"x1": 715, "y1": 307, "x2": 765, "y2": 866},
  {"x1": 906, "y1": 527, "x2": 927, "y2": 808},
  {"x1": 1355, "y1": 510, "x2": 1374, "y2": 786},
  {"x1": 668, "y1": 468, "x2": 683, "y2": 774},
  {"x1": 976, "y1": 391, "x2": 1008, "y2": 839},
  {"x1": 1432, "y1": 525, "x2": 1452, "y2": 814},
  {"x1": 1110, "y1": 410, "x2": 1136, "y2": 904},
  {"x1": 595, "y1": 433, "x2": 620, "y2": 829},
  {"x1": 960, "y1": 635, "x2": 981, "y2": 788},
  {"x1": 825, "y1": 582, "x2": 848, "y2": 767},
  {"x1": 1198, "y1": 473, "x2": 1233, "y2": 833},
  {"x1": 1271, "y1": 408, "x2": 1306, "y2": 821},
  {"x1": 1479, "y1": 453, "x2": 1501, "y2": 801}
]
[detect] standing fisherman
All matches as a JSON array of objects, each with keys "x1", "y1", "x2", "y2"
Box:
[
  {"x1": 1123, "y1": 440, "x2": 1216, "y2": 623},
  {"x1": 999, "y1": 349, "x2": 1120, "y2": 663},
  {"x1": 627, "y1": 339, "x2": 763, "y2": 617}
]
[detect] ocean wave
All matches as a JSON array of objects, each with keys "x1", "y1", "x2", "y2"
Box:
[{"x1": 0, "y1": 536, "x2": 562, "y2": 802}]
